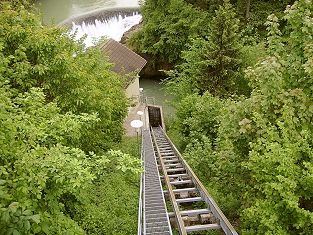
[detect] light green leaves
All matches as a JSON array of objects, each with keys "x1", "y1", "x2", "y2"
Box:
[
  {"x1": 30, "y1": 214, "x2": 40, "y2": 224},
  {"x1": 0, "y1": 2, "x2": 134, "y2": 234},
  {"x1": 169, "y1": 1, "x2": 313, "y2": 233}
]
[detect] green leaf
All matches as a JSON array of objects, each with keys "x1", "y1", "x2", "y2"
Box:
[
  {"x1": 2, "y1": 211, "x2": 10, "y2": 223},
  {"x1": 23, "y1": 220, "x2": 31, "y2": 231},
  {"x1": 22, "y1": 210, "x2": 32, "y2": 216},
  {"x1": 12, "y1": 229, "x2": 21, "y2": 235},
  {"x1": 31, "y1": 214, "x2": 40, "y2": 224},
  {"x1": 8, "y1": 202, "x2": 18, "y2": 213}
]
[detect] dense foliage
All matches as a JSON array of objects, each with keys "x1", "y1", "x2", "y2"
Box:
[
  {"x1": 0, "y1": 2, "x2": 140, "y2": 234},
  {"x1": 130, "y1": 0, "x2": 208, "y2": 65},
  {"x1": 166, "y1": 1, "x2": 245, "y2": 98},
  {"x1": 0, "y1": 3, "x2": 128, "y2": 153},
  {"x1": 130, "y1": 0, "x2": 296, "y2": 69},
  {"x1": 167, "y1": 0, "x2": 313, "y2": 233},
  {"x1": 0, "y1": 82, "x2": 140, "y2": 234},
  {"x1": 74, "y1": 172, "x2": 139, "y2": 234}
]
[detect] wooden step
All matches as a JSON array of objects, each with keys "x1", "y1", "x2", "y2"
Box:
[
  {"x1": 185, "y1": 224, "x2": 221, "y2": 232},
  {"x1": 166, "y1": 167, "x2": 185, "y2": 173},
  {"x1": 170, "y1": 180, "x2": 193, "y2": 185},
  {"x1": 176, "y1": 197, "x2": 203, "y2": 203},
  {"x1": 163, "y1": 187, "x2": 197, "y2": 194},
  {"x1": 168, "y1": 209, "x2": 210, "y2": 217}
]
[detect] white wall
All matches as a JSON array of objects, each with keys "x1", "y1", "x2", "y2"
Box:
[{"x1": 126, "y1": 77, "x2": 140, "y2": 104}]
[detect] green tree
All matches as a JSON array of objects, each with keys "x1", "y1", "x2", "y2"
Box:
[
  {"x1": 0, "y1": 85, "x2": 140, "y2": 234},
  {"x1": 130, "y1": 0, "x2": 208, "y2": 65},
  {"x1": 170, "y1": 0, "x2": 313, "y2": 233},
  {"x1": 0, "y1": 84, "x2": 95, "y2": 234},
  {"x1": 0, "y1": 2, "x2": 141, "y2": 234},
  {"x1": 167, "y1": 0, "x2": 245, "y2": 98},
  {"x1": 0, "y1": 2, "x2": 128, "y2": 153},
  {"x1": 240, "y1": 1, "x2": 313, "y2": 233}
]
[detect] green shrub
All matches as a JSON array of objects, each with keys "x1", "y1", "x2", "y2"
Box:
[
  {"x1": 0, "y1": 3, "x2": 128, "y2": 153},
  {"x1": 74, "y1": 172, "x2": 139, "y2": 235},
  {"x1": 171, "y1": 1, "x2": 313, "y2": 233}
]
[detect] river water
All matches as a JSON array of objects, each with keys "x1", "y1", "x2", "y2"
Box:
[
  {"x1": 38, "y1": 0, "x2": 139, "y2": 24},
  {"x1": 140, "y1": 78, "x2": 175, "y2": 118},
  {"x1": 38, "y1": 0, "x2": 174, "y2": 116}
]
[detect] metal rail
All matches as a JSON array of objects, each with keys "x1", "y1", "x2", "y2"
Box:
[
  {"x1": 137, "y1": 132, "x2": 144, "y2": 235},
  {"x1": 139, "y1": 128, "x2": 172, "y2": 235},
  {"x1": 151, "y1": 128, "x2": 187, "y2": 235},
  {"x1": 144, "y1": 97, "x2": 156, "y2": 106},
  {"x1": 151, "y1": 126, "x2": 238, "y2": 235}
]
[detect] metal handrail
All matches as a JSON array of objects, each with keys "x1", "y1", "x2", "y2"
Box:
[
  {"x1": 137, "y1": 131, "x2": 144, "y2": 235},
  {"x1": 144, "y1": 97, "x2": 155, "y2": 105},
  {"x1": 159, "y1": 126, "x2": 238, "y2": 235}
]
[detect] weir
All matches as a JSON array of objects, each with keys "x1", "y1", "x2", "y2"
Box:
[
  {"x1": 59, "y1": 7, "x2": 141, "y2": 47},
  {"x1": 138, "y1": 105, "x2": 238, "y2": 235},
  {"x1": 59, "y1": 7, "x2": 140, "y2": 26}
]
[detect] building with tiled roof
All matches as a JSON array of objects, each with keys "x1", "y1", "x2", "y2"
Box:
[{"x1": 100, "y1": 39, "x2": 147, "y2": 104}]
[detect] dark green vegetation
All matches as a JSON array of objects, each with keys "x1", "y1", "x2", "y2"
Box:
[
  {"x1": 130, "y1": 0, "x2": 295, "y2": 70},
  {"x1": 0, "y1": 1, "x2": 140, "y2": 234},
  {"x1": 130, "y1": 0, "x2": 209, "y2": 65},
  {"x1": 131, "y1": 0, "x2": 313, "y2": 234},
  {"x1": 74, "y1": 166, "x2": 139, "y2": 234},
  {"x1": 166, "y1": 1, "x2": 245, "y2": 98}
]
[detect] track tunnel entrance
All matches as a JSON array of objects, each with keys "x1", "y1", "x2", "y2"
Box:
[{"x1": 147, "y1": 105, "x2": 165, "y2": 129}]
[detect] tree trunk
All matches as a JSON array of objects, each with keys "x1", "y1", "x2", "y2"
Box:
[{"x1": 245, "y1": 0, "x2": 251, "y2": 22}]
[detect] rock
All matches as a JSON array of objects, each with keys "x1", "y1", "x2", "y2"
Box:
[{"x1": 120, "y1": 20, "x2": 143, "y2": 44}]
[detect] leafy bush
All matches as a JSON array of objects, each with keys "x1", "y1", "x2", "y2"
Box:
[
  {"x1": 0, "y1": 2, "x2": 128, "y2": 153},
  {"x1": 171, "y1": 0, "x2": 313, "y2": 233},
  {"x1": 130, "y1": 0, "x2": 209, "y2": 65},
  {"x1": 0, "y1": 85, "x2": 140, "y2": 234},
  {"x1": 0, "y1": 85, "x2": 95, "y2": 234},
  {"x1": 74, "y1": 172, "x2": 139, "y2": 235},
  {"x1": 0, "y1": 2, "x2": 141, "y2": 234}
]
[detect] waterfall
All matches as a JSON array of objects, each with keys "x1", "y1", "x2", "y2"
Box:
[{"x1": 70, "y1": 12, "x2": 142, "y2": 47}]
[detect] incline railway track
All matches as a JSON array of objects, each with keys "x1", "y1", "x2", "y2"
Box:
[{"x1": 138, "y1": 105, "x2": 237, "y2": 235}]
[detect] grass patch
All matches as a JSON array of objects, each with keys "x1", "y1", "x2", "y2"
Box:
[
  {"x1": 112, "y1": 136, "x2": 141, "y2": 159},
  {"x1": 73, "y1": 136, "x2": 140, "y2": 234},
  {"x1": 74, "y1": 172, "x2": 139, "y2": 234}
]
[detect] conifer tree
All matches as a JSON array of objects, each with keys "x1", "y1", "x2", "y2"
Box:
[
  {"x1": 172, "y1": 1, "x2": 313, "y2": 233},
  {"x1": 167, "y1": 0, "x2": 244, "y2": 98}
]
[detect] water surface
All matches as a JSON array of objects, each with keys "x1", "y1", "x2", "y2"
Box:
[
  {"x1": 140, "y1": 78, "x2": 175, "y2": 117},
  {"x1": 38, "y1": 0, "x2": 139, "y2": 23}
]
